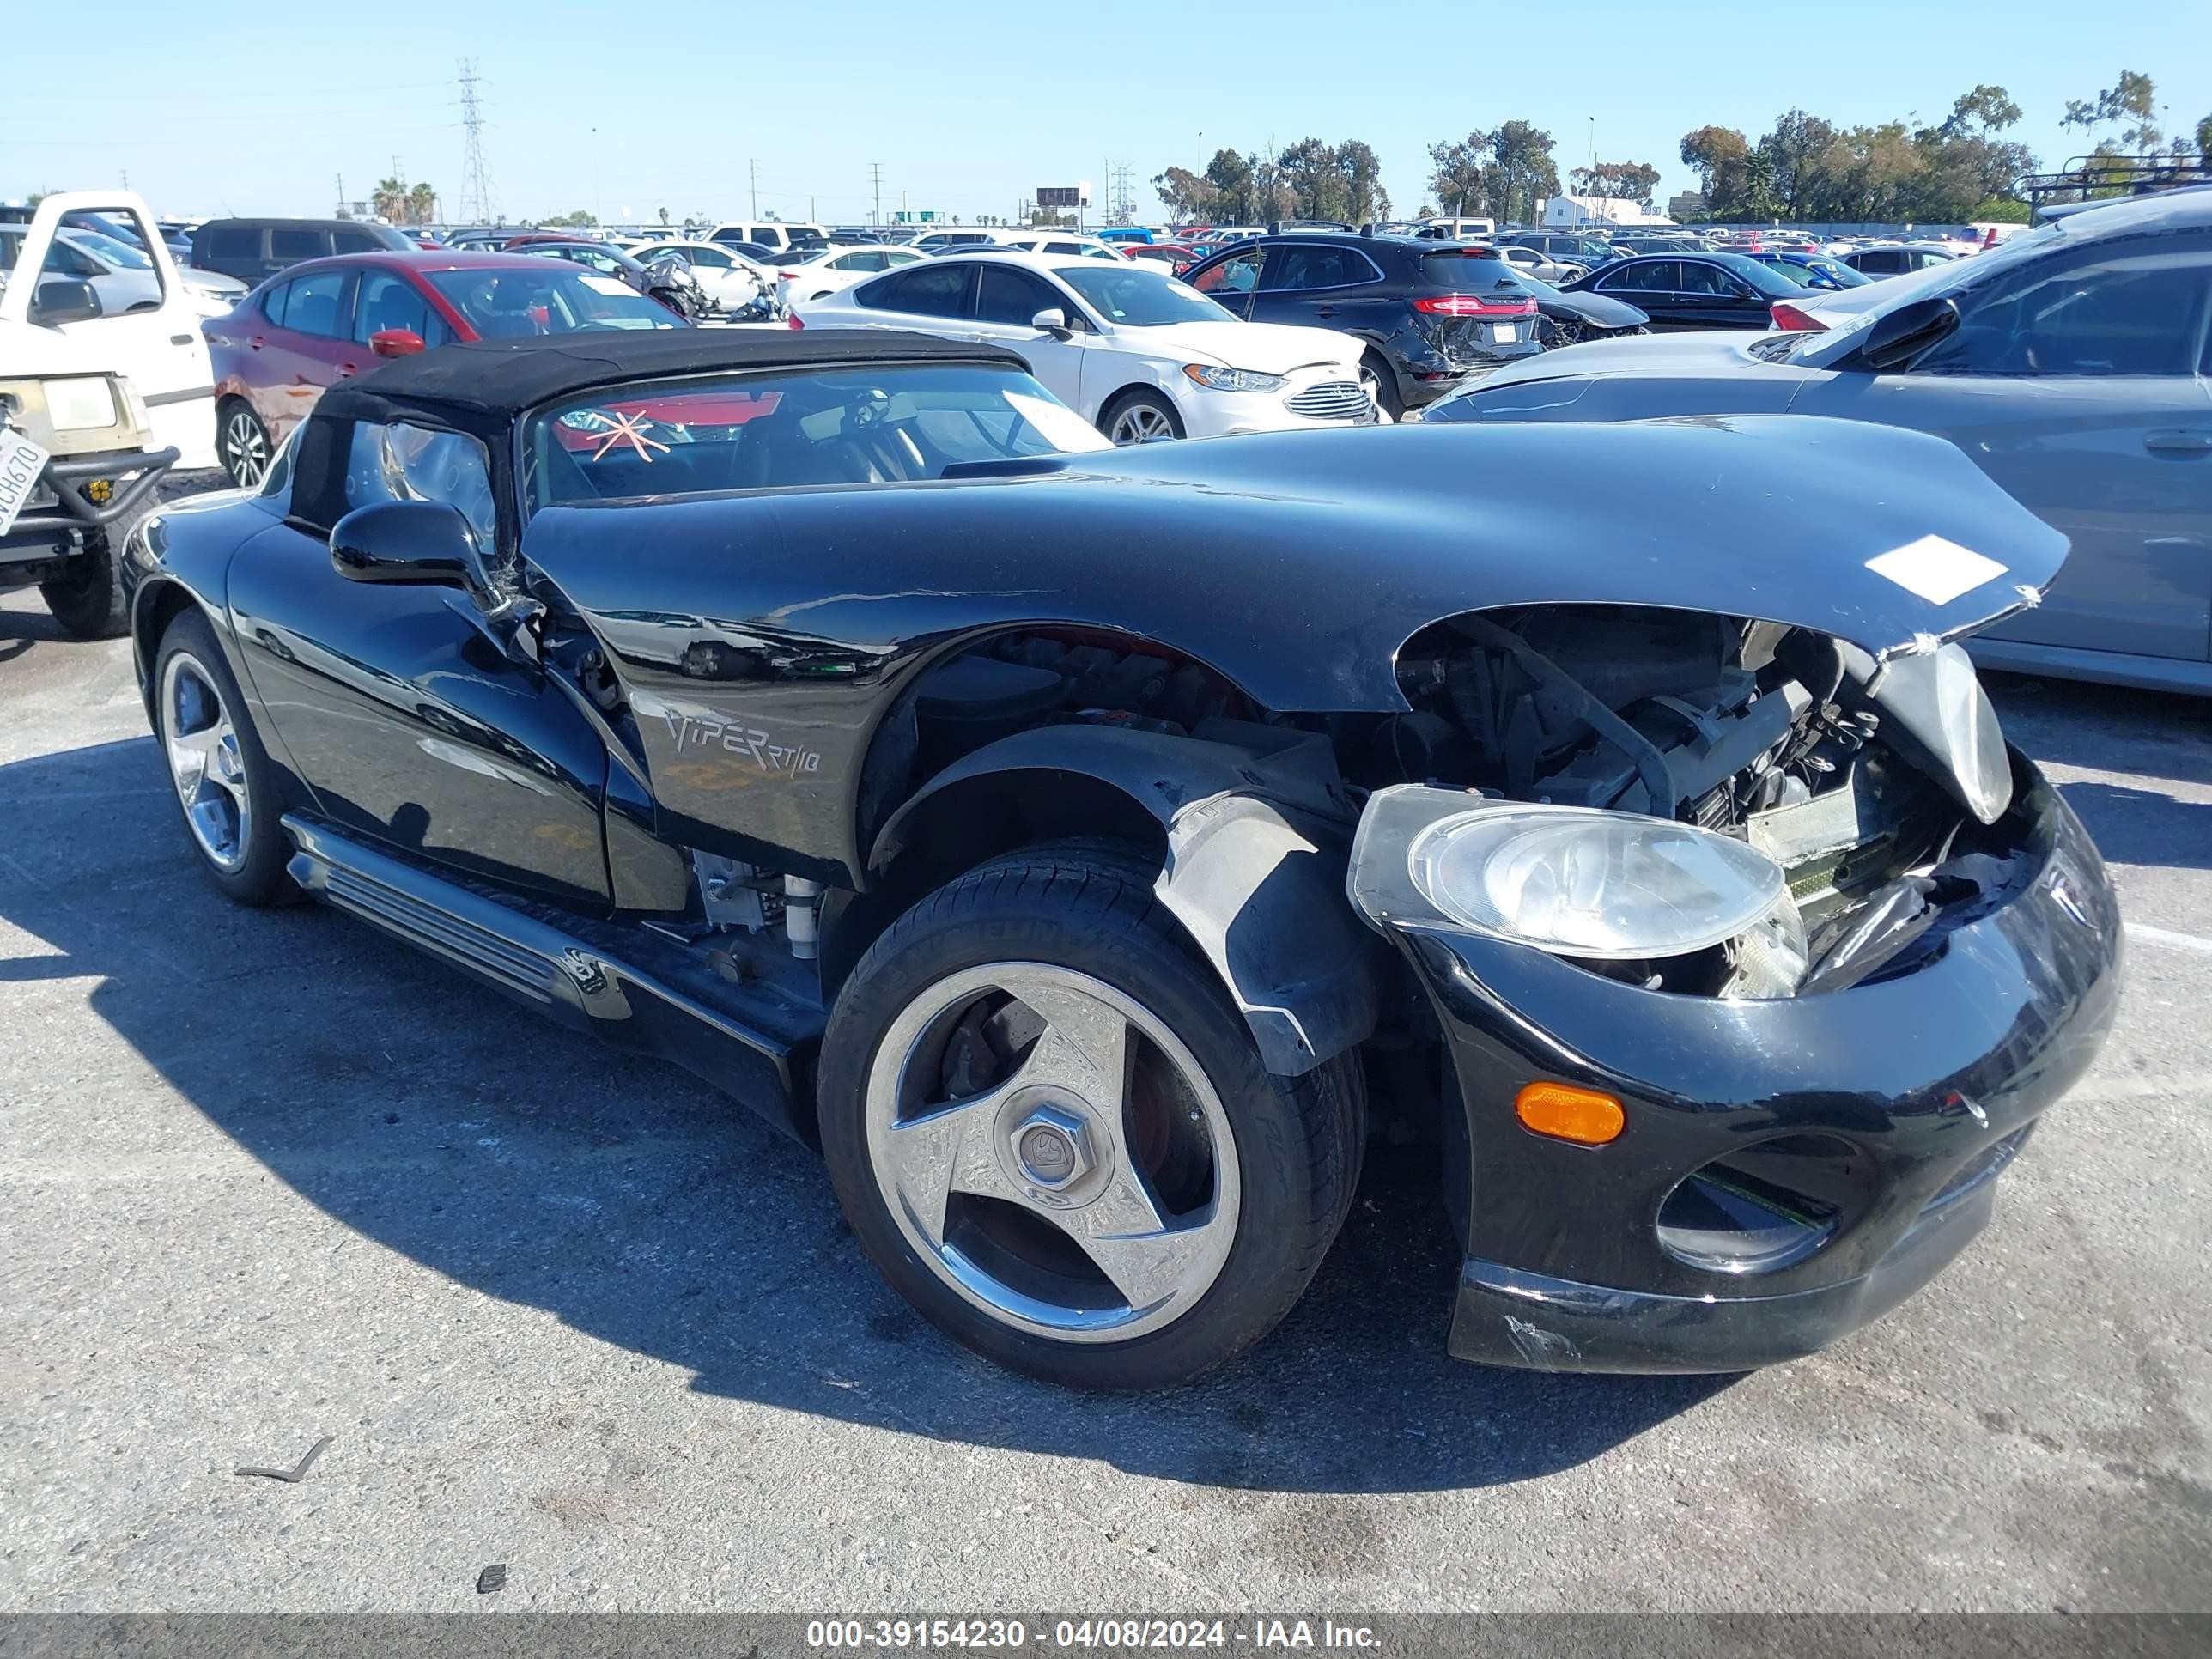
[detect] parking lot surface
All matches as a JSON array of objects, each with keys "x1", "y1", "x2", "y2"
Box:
[{"x1": 2, "y1": 556, "x2": 2208, "y2": 1613}]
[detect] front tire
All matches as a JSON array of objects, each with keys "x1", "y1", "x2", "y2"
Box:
[
  {"x1": 1358, "y1": 353, "x2": 1404, "y2": 420},
  {"x1": 39, "y1": 527, "x2": 130, "y2": 640},
  {"x1": 1100, "y1": 389, "x2": 1184, "y2": 446},
  {"x1": 818, "y1": 848, "x2": 1364, "y2": 1391},
  {"x1": 152, "y1": 610, "x2": 299, "y2": 906}
]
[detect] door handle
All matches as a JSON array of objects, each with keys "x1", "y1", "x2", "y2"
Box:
[
  {"x1": 169, "y1": 334, "x2": 194, "y2": 346},
  {"x1": 2145, "y1": 429, "x2": 2212, "y2": 453},
  {"x1": 339, "y1": 363, "x2": 358, "y2": 378},
  {"x1": 1311, "y1": 305, "x2": 1336, "y2": 318},
  {"x1": 249, "y1": 337, "x2": 264, "y2": 350}
]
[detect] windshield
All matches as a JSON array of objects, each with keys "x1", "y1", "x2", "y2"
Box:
[
  {"x1": 1794, "y1": 220, "x2": 2069, "y2": 368},
  {"x1": 427, "y1": 267, "x2": 686, "y2": 336},
  {"x1": 1056, "y1": 264, "x2": 1234, "y2": 325},
  {"x1": 523, "y1": 364, "x2": 1109, "y2": 515}
]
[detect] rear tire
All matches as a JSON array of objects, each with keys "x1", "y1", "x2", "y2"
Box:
[
  {"x1": 217, "y1": 399, "x2": 272, "y2": 490},
  {"x1": 1100, "y1": 389, "x2": 1184, "y2": 445},
  {"x1": 818, "y1": 846, "x2": 1364, "y2": 1391}
]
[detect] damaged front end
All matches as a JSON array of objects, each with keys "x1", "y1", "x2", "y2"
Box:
[{"x1": 1341, "y1": 600, "x2": 2123, "y2": 1373}]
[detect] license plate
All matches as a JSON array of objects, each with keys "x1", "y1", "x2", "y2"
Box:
[
  {"x1": 0, "y1": 426, "x2": 53, "y2": 539},
  {"x1": 1487, "y1": 323, "x2": 1522, "y2": 343}
]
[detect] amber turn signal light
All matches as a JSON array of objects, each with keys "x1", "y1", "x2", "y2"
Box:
[{"x1": 1515, "y1": 1082, "x2": 1626, "y2": 1146}]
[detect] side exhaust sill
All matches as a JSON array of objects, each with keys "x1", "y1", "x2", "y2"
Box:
[{"x1": 281, "y1": 813, "x2": 823, "y2": 1140}]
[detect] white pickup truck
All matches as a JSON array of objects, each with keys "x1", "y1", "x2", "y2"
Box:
[{"x1": 1, "y1": 191, "x2": 217, "y2": 637}]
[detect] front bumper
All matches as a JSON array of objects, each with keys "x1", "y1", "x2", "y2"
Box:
[
  {"x1": 1364, "y1": 753, "x2": 2123, "y2": 1374},
  {"x1": 1178, "y1": 379, "x2": 1380, "y2": 440},
  {"x1": 0, "y1": 445, "x2": 178, "y2": 562}
]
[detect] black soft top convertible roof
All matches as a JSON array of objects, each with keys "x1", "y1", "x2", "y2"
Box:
[
  {"x1": 316, "y1": 328, "x2": 1031, "y2": 426},
  {"x1": 293, "y1": 330, "x2": 1031, "y2": 537}
]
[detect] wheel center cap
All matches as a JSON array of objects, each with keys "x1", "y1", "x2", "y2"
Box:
[{"x1": 1019, "y1": 1125, "x2": 1076, "y2": 1182}]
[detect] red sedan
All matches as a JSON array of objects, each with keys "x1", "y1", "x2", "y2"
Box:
[{"x1": 202, "y1": 251, "x2": 686, "y2": 487}]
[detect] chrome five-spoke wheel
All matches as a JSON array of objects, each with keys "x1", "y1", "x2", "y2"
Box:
[
  {"x1": 222, "y1": 407, "x2": 270, "y2": 489},
  {"x1": 161, "y1": 651, "x2": 252, "y2": 872},
  {"x1": 866, "y1": 963, "x2": 1239, "y2": 1341}
]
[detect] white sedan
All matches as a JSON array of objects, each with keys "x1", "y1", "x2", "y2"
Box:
[
  {"x1": 994, "y1": 233, "x2": 1126, "y2": 261},
  {"x1": 776, "y1": 243, "x2": 926, "y2": 305},
  {"x1": 792, "y1": 251, "x2": 1375, "y2": 445}
]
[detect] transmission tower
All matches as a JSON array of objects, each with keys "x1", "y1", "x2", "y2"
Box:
[
  {"x1": 457, "y1": 59, "x2": 496, "y2": 226},
  {"x1": 1109, "y1": 162, "x2": 1135, "y2": 225}
]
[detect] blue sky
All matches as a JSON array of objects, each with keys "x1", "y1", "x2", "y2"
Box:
[{"x1": 9, "y1": 3, "x2": 2208, "y2": 224}]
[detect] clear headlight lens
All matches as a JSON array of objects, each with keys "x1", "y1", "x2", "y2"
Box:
[
  {"x1": 1407, "y1": 805, "x2": 1790, "y2": 961},
  {"x1": 46, "y1": 376, "x2": 118, "y2": 433},
  {"x1": 1182, "y1": 363, "x2": 1285, "y2": 392}
]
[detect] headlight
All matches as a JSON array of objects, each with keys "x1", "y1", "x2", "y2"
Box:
[
  {"x1": 1406, "y1": 805, "x2": 1790, "y2": 960},
  {"x1": 46, "y1": 376, "x2": 118, "y2": 433},
  {"x1": 1182, "y1": 364, "x2": 1285, "y2": 392}
]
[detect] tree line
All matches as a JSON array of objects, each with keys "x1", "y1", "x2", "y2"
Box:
[{"x1": 1152, "y1": 72, "x2": 2208, "y2": 228}]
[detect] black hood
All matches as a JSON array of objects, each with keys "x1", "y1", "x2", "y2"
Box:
[{"x1": 525, "y1": 415, "x2": 2069, "y2": 717}]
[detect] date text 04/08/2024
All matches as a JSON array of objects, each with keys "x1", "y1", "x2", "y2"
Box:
[{"x1": 803, "y1": 1620, "x2": 1382, "y2": 1650}]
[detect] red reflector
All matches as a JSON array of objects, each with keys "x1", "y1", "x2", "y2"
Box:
[
  {"x1": 787, "y1": 314, "x2": 805, "y2": 330},
  {"x1": 1769, "y1": 301, "x2": 1825, "y2": 332},
  {"x1": 1413, "y1": 294, "x2": 1536, "y2": 318}
]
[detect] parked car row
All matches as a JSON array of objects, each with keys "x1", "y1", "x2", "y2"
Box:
[{"x1": 1425, "y1": 188, "x2": 2212, "y2": 693}]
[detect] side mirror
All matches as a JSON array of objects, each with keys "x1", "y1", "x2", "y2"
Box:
[
  {"x1": 1031, "y1": 307, "x2": 1071, "y2": 337},
  {"x1": 331, "y1": 501, "x2": 486, "y2": 592},
  {"x1": 29, "y1": 278, "x2": 102, "y2": 325},
  {"x1": 1858, "y1": 295, "x2": 1960, "y2": 372},
  {"x1": 369, "y1": 328, "x2": 426, "y2": 359}
]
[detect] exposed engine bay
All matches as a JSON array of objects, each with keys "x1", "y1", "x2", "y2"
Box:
[{"x1": 879, "y1": 607, "x2": 2031, "y2": 1006}]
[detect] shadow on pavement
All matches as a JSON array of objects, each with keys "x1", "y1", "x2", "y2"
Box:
[{"x1": 0, "y1": 736, "x2": 1730, "y2": 1495}]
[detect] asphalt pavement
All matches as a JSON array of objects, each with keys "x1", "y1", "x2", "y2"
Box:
[{"x1": 1, "y1": 563, "x2": 2207, "y2": 1613}]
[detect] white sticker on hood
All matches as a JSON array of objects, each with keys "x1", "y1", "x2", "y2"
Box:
[{"x1": 1865, "y1": 535, "x2": 2008, "y2": 605}]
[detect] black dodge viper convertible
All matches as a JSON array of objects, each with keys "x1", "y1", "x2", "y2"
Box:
[{"x1": 123, "y1": 329, "x2": 2120, "y2": 1391}]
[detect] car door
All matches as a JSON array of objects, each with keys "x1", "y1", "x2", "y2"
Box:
[
  {"x1": 848, "y1": 261, "x2": 976, "y2": 336},
  {"x1": 1592, "y1": 259, "x2": 1683, "y2": 327},
  {"x1": 1184, "y1": 246, "x2": 1262, "y2": 319},
  {"x1": 1248, "y1": 242, "x2": 1381, "y2": 333},
  {"x1": 224, "y1": 417, "x2": 612, "y2": 906},
  {"x1": 1672, "y1": 259, "x2": 1759, "y2": 328},
  {"x1": 254, "y1": 266, "x2": 361, "y2": 441},
  {"x1": 1801, "y1": 228, "x2": 2212, "y2": 663},
  {"x1": 266, "y1": 225, "x2": 326, "y2": 278},
  {"x1": 966, "y1": 264, "x2": 1087, "y2": 409},
  {"x1": 353, "y1": 269, "x2": 454, "y2": 356}
]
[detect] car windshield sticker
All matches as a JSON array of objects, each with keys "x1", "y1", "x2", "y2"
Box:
[
  {"x1": 1004, "y1": 391, "x2": 1113, "y2": 453},
  {"x1": 1865, "y1": 535, "x2": 2008, "y2": 606},
  {"x1": 580, "y1": 275, "x2": 633, "y2": 297},
  {"x1": 589, "y1": 410, "x2": 669, "y2": 464}
]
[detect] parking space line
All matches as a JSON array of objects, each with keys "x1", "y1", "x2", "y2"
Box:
[{"x1": 2128, "y1": 922, "x2": 2212, "y2": 957}]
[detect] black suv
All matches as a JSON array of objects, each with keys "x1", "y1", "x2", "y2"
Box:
[
  {"x1": 1180, "y1": 232, "x2": 1544, "y2": 416},
  {"x1": 191, "y1": 218, "x2": 416, "y2": 283}
]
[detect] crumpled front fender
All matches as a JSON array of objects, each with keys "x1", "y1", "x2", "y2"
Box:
[{"x1": 870, "y1": 724, "x2": 1380, "y2": 1076}]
